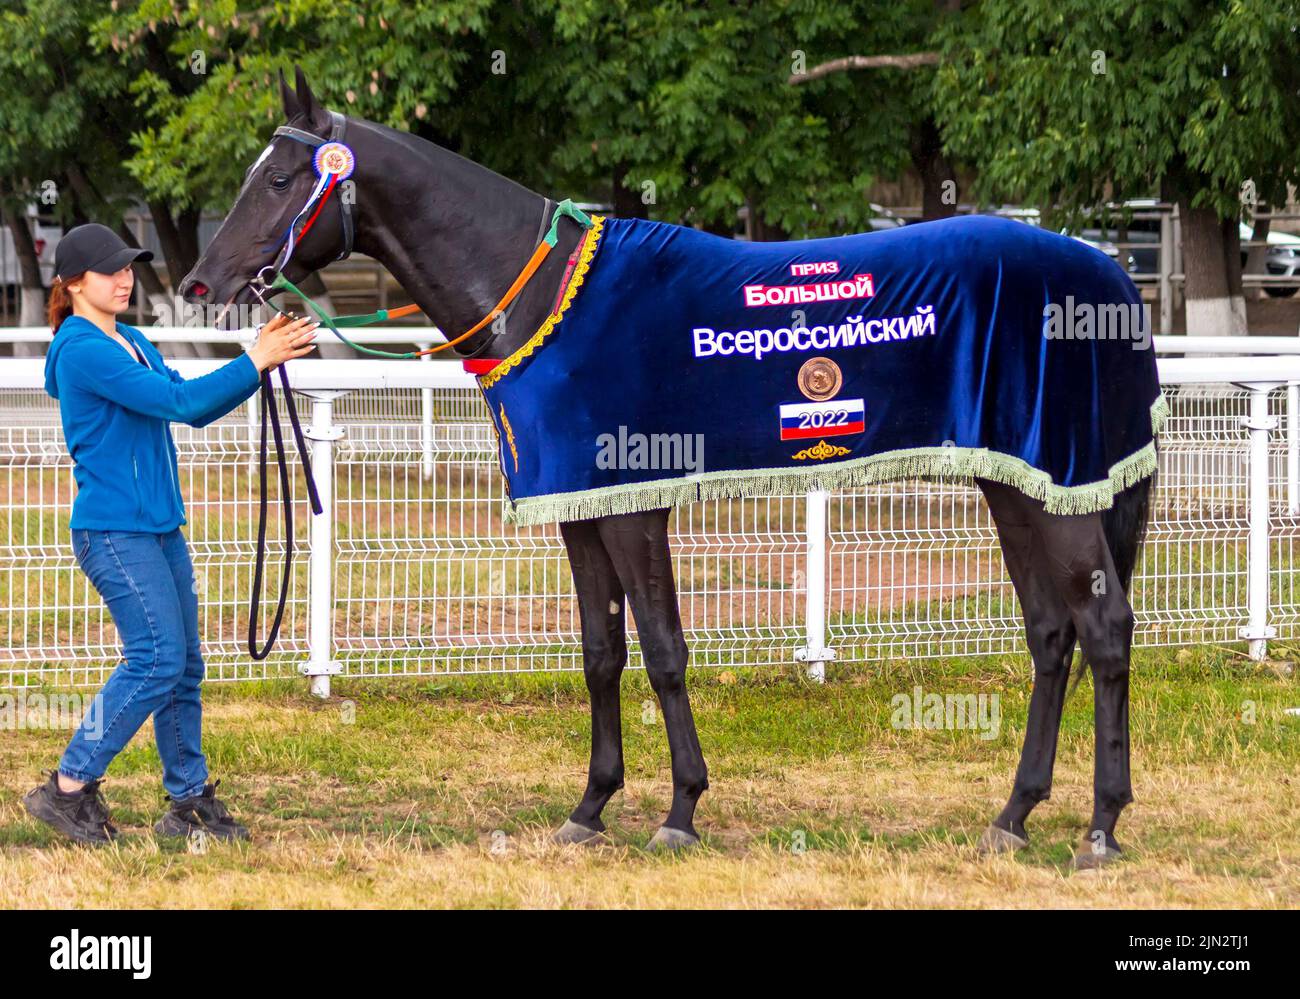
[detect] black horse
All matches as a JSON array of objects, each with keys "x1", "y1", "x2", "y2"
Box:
[{"x1": 183, "y1": 69, "x2": 1153, "y2": 867}]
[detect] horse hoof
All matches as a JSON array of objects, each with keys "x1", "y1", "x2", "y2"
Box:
[
  {"x1": 551, "y1": 819, "x2": 606, "y2": 846},
  {"x1": 1073, "y1": 839, "x2": 1123, "y2": 872},
  {"x1": 646, "y1": 826, "x2": 700, "y2": 852},
  {"x1": 976, "y1": 823, "x2": 1028, "y2": 855}
]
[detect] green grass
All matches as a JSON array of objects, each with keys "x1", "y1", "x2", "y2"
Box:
[{"x1": 2, "y1": 645, "x2": 1297, "y2": 908}]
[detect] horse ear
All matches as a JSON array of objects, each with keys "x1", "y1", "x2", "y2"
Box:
[
  {"x1": 293, "y1": 64, "x2": 330, "y2": 131},
  {"x1": 279, "y1": 67, "x2": 302, "y2": 121}
]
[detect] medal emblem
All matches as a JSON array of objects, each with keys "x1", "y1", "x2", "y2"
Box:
[
  {"x1": 314, "y1": 142, "x2": 356, "y2": 180},
  {"x1": 797, "y1": 356, "x2": 843, "y2": 401}
]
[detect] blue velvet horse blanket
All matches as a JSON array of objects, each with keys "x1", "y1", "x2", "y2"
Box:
[{"x1": 475, "y1": 214, "x2": 1166, "y2": 525}]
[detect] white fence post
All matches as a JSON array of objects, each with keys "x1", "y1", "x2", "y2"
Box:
[
  {"x1": 1242, "y1": 384, "x2": 1278, "y2": 660},
  {"x1": 796, "y1": 488, "x2": 835, "y2": 682},
  {"x1": 417, "y1": 341, "x2": 434, "y2": 480},
  {"x1": 302, "y1": 392, "x2": 346, "y2": 697}
]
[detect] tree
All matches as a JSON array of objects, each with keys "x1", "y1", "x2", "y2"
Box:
[
  {"x1": 108, "y1": 0, "x2": 924, "y2": 249},
  {"x1": 108, "y1": 0, "x2": 494, "y2": 221},
  {"x1": 932, "y1": 0, "x2": 1300, "y2": 335},
  {"x1": 787, "y1": 0, "x2": 963, "y2": 222},
  {"x1": 0, "y1": 2, "x2": 131, "y2": 332},
  {"x1": 490, "y1": 0, "x2": 919, "y2": 238}
]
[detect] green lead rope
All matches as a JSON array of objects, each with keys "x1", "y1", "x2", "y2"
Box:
[
  {"x1": 270, "y1": 272, "x2": 420, "y2": 358},
  {"x1": 266, "y1": 199, "x2": 594, "y2": 359}
]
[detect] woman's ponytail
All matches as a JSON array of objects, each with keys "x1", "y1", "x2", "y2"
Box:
[{"x1": 47, "y1": 273, "x2": 82, "y2": 334}]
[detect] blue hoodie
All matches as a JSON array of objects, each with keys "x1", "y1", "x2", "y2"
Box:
[{"x1": 44, "y1": 315, "x2": 262, "y2": 533}]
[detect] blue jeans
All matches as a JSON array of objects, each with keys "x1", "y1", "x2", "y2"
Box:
[{"x1": 60, "y1": 528, "x2": 210, "y2": 800}]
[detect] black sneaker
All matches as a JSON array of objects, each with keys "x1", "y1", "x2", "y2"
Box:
[
  {"x1": 23, "y1": 770, "x2": 119, "y2": 845},
  {"x1": 154, "y1": 779, "x2": 250, "y2": 842}
]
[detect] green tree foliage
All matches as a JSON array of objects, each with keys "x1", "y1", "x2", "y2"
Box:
[
  {"x1": 931, "y1": 0, "x2": 1300, "y2": 223},
  {"x1": 109, "y1": 0, "x2": 922, "y2": 240},
  {"x1": 6, "y1": 0, "x2": 1299, "y2": 319},
  {"x1": 0, "y1": 1, "x2": 135, "y2": 223}
]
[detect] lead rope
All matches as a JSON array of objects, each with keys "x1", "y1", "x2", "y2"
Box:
[{"x1": 247, "y1": 362, "x2": 323, "y2": 661}]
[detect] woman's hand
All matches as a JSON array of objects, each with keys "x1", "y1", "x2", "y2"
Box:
[{"x1": 247, "y1": 312, "x2": 320, "y2": 372}]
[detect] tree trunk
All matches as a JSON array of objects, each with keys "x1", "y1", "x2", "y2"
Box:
[
  {"x1": 909, "y1": 116, "x2": 957, "y2": 221},
  {"x1": 149, "y1": 199, "x2": 189, "y2": 290},
  {"x1": 176, "y1": 205, "x2": 201, "y2": 270},
  {"x1": 1, "y1": 203, "x2": 47, "y2": 355},
  {"x1": 1221, "y1": 215, "x2": 1247, "y2": 334},
  {"x1": 148, "y1": 200, "x2": 213, "y2": 356},
  {"x1": 1179, "y1": 200, "x2": 1246, "y2": 336},
  {"x1": 753, "y1": 215, "x2": 789, "y2": 241}
]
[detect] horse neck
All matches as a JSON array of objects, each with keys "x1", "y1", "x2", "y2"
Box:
[{"x1": 350, "y1": 121, "x2": 584, "y2": 358}]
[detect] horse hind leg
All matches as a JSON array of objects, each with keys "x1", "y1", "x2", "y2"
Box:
[
  {"x1": 596, "y1": 508, "x2": 708, "y2": 849},
  {"x1": 977, "y1": 480, "x2": 1078, "y2": 854},
  {"x1": 1020, "y1": 494, "x2": 1138, "y2": 870},
  {"x1": 553, "y1": 518, "x2": 629, "y2": 845}
]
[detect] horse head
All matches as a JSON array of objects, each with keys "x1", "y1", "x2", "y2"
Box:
[{"x1": 181, "y1": 66, "x2": 355, "y2": 325}]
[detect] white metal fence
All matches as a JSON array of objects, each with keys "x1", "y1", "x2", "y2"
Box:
[{"x1": 3, "y1": 334, "x2": 1300, "y2": 692}]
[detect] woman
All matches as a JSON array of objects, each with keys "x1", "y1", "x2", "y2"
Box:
[{"x1": 23, "y1": 222, "x2": 318, "y2": 845}]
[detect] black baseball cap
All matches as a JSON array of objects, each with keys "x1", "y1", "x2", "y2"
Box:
[{"x1": 54, "y1": 223, "x2": 153, "y2": 281}]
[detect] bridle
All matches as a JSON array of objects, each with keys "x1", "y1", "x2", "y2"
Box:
[
  {"x1": 252, "y1": 110, "x2": 356, "y2": 293},
  {"x1": 241, "y1": 111, "x2": 595, "y2": 660},
  {"x1": 244, "y1": 113, "x2": 351, "y2": 661}
]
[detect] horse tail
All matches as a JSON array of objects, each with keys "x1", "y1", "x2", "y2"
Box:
[{"x1": 1067, "y1": 448, "x2": 1157, "y2": 698}]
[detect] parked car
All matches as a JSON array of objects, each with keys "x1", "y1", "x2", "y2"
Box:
[
  {"x1": 1076, "y1": 199, "x2": 1161, "y2": 276},
  {"x1": 1246, "y1": 223, "x2": 1300, "y2": 297},
  {"x1": 867, "y1": 203, "x2": 908, "y2": 231}
]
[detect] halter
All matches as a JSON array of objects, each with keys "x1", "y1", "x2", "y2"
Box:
[{"x1": 242, "y1": 111, "x2": 595, "y2": 660}]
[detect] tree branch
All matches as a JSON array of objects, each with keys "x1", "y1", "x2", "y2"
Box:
[{"x1": 789, "y1": 52, "x2": 940, "y2": 86}]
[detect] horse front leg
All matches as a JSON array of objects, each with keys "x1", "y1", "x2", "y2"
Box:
[
  {"x1": 552, "y1": 519, "x2": 629, "y2": 845},
  {"x1": 597, "y1": 509, "x2": 708, "y2": 849}
]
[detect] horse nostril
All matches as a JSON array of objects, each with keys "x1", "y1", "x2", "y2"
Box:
[{"x1": 180, "y1": 277, "x2": 211, "y2": 304}]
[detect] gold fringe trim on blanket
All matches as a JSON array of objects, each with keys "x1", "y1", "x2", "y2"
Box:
[{"x1": 502, "y1": 393, "x2": 1172, "y2": 526}]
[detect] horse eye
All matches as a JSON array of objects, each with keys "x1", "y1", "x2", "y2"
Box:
[{"x1": 269, "y1": 174, "x2": 290, "y2": 191}]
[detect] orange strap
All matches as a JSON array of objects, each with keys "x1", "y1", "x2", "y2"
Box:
[{"x1": 406, "y1": 240, "x2": 555, "y2": 356}]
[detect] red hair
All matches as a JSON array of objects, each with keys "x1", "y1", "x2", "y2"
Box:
[{"x1": 47, "y1": 272, "x2": 86, "y2": 334}]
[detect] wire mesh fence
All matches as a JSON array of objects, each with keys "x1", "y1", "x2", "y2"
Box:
[{"x1": 0, "y1": 371, "x2": 1292, "y2": 689}]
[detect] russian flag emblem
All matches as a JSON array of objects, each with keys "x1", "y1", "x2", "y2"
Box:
[{"x1": 779, "y1": 398, "x2": 866, "y2": 441}]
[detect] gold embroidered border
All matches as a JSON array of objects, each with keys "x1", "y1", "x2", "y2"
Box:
[{"x1": 478, "y1": 215, "x2": 606, "y2": 389}]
